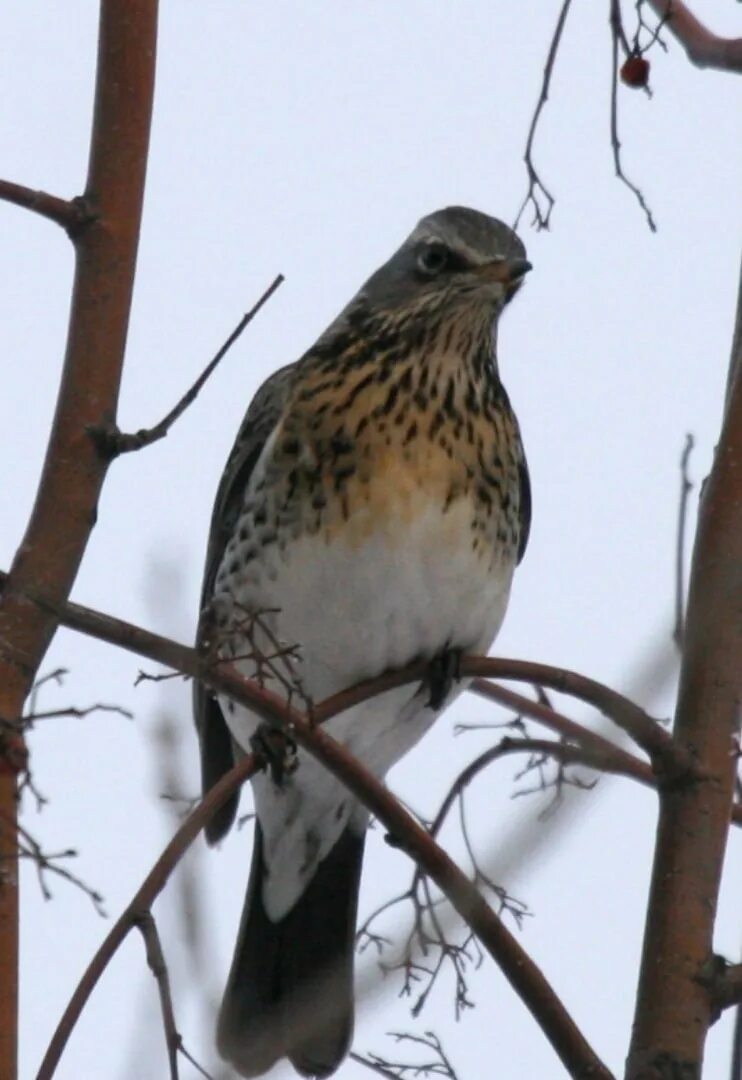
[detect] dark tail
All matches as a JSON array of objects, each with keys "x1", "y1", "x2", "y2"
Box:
[{"x1": 217, "y1": 823, "x2": 366, "y2": 1078}]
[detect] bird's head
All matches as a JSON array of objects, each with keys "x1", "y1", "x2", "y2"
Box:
[{"x1": 362, "y1": 206, "x2": 531, "y2": 322}]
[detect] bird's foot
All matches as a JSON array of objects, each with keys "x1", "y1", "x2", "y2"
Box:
[
  {"x1": 426, "y1": 647, "x2": 463, "y2": 710},
  {"x1": 250, "y1": 724, "x2": 298, "y2": 785}
]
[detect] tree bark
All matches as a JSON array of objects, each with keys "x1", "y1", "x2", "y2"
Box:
[
  {"x1": 626, "y1": 258, "x2": 742, "y2": 1078},
  {"x1": 0, "y1": 3, "x2": 158, "y2": 1076}
]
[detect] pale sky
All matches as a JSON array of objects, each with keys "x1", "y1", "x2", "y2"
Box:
[{"x1": 2, "y1": 4, "x2": 741, "y2": 1079}]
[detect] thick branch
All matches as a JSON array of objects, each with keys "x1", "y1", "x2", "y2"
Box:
[
  {"x1": 0, "y1": 5, "x2": 158, "y2": 1077},
  {"x1": 1, "y1": 564, "x2": 680, "y2": 775},
  {"x1": 626, "y1": 259, "x2": 742, "y2": 1076},
  {"x1": 645, "y1": 0, "x2": 742, "y2": 73}
]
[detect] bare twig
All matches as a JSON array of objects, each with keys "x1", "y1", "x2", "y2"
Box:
[
  {"x1": 358, "y1": 735, "x2": 608, "y2": 1019},
  {"x1": 609, "y1": 0, "x2": 658, "y2": 231},
  {"x1": 673, "y1": 433, "x2": 695, "y2": 648},
  {"x1": 89, "y1": 274, "x2": 284, "y2": 458},
  {"x1": 470, "y1": 680, "x2": 657, "y2": 787},
  {"x1": 352, "y1": 1031, "x2": 460, "y2": 1079},
  {"x1": 135, "y1": 911, "x2": 216, "y2": 1079},
  {"x1": 632, "y1": 0, "x2": 670, "y2": 57},
  {"x1": 23, "y1": 703, "x2": 133, "y2": 724},
  {"x1": 351, "y1": 1051, "x2": 401, "y2": 1079},
  {"x1": 514, "y1": 0, "x2": 575, "y2": 230},
  {"x1": 644, "y1": 0, "x2": 742, "y2": 73},
  {"x1": 136, "y1": 912, "x2": 179, "y2": 1080},
  {"x1": 2, "y1": 817, "x2": 106, "y2": 915}
]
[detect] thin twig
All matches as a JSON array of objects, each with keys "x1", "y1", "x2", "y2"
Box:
[
  {"x1": 351, "y1": 1031, "x2": 460, "y2": 1079},
  {"x1": 136, "y1": 912, "x2": 179, "y2": 1080},
  {"x1": 632, "y1": 0, "x2": 670, "y2": 56},
  {"x1": 470, "y1": 680, "x2": 657, "y2": 787},
  {"x1": 674, "y1": 433, "x2": 695, "y2": 648},
  {"x1": 609, "y1": 0, "x2": 657, "y2": 231},
  {"x1": 90, "y1": 274, "x2": 284, "y2": 457},
  {"x1": 514, "y1": 0, "x2": 574, "y2": 231},
  {"x1": 24, "y1": 703, "x2": 133, "y2": 723},
  {"x1": 351, "y1": 1051, "x2": 401, "y2": 1079},
  {"x1": 2, "y1": 816, "x2": 106, "y2": 915}
]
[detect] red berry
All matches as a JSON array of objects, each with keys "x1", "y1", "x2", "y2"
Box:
[{"x1": 621, "y1": 56, "x2": 650, "y2": 88}]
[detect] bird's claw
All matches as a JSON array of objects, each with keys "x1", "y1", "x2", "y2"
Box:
[
  {"x1": 426, "y1": 647, "x2": 463, "y2": 710},
  {"x1": 250, "y1": 724, "x2": 298, "y2": 785}
]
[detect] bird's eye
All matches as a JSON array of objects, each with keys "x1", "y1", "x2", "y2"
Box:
[{"x1": 417, "y1": 243, "x2": 450, "y2": 276}]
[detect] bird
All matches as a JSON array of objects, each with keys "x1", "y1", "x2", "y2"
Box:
[{"x1": 194, "y1": 206, "x2": 532, "y2": 1079}]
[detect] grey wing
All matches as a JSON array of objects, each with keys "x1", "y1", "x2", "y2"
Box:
[
  {"x1": 194, "y1": 362, "x2": 296, "y2": 844},
  {"x1": 517, "y1": 455, "x2": 531, "y2": 565}
]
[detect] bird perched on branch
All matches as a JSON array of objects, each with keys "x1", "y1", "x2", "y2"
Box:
[{"x1": 195, "y1": 206, "x2": 532, "y2": 1079}]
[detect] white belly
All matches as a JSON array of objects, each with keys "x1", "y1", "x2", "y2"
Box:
[{"x1": 218, "y1": 498, "x2": 513, "y2": 919}]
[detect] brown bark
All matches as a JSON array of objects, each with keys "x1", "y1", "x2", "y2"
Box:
[
  {"x1": 626, "y1": 260, "x2": 742, "y2": 1077},
  {"x1": 0, "y1": 3, "x2": 158, "y2": 1076}
]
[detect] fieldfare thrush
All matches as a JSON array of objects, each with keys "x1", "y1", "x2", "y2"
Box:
[{"x1": 194, "y1": 206, "x2": 532, "y2": 1078}]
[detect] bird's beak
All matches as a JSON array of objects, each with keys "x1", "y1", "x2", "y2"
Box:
[
  {"x1": 476, "y1": 256, "x2": 532, "y2": 302},
  {"x1": 478, "y1": 257, "x2": 532, "y2": 286}
]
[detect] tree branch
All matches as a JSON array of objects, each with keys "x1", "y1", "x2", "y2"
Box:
[
  {"x1": 34, "y1": 647, "x2": 613, "y2": 1078},
  {"x1": 514, "y1": 0, "x2": 575, "y2": 230},
  {"x1": 90, "y1": 273, "x2": 284, "y2": 458},
  {"x1": 470, "y1": 679, "x2": 657, "y2": 787},
  {"x1": 0, "y1": 181, "x2": 94, "y2": 236},
  {"x1": 645, "y1": 0, "x2": 742, "y2": 73},
  {"x1": 609, "y1": 0, "x2": 657, "y2": 231},
  {"x1": 36, "y1": 751, "x2": 254, "y2": 1080},
  {"x1": 626, "y1": 262, "x2": 742, "y2": 1075},
  {"x1": 0, "y1": 5, "x2": 158, "y2": 1076},
  {"x1": 135, "y1": 912, "x2": 179, "y2": 1080},
  {"x1": 1, "y1": 562, "x2": 685, "y2": 783}
]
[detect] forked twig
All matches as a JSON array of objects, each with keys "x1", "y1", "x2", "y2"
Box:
[
  {"x1": 609, "y1": 0, "x2": 658, "y2": 230},
  {"x1": 514, "y1": 0, "x2": 575, "y2": 230}
]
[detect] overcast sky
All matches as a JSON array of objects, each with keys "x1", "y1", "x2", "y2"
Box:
[{"x1": 2, "y1": 4, "x2": 741, "y2": 1079}]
